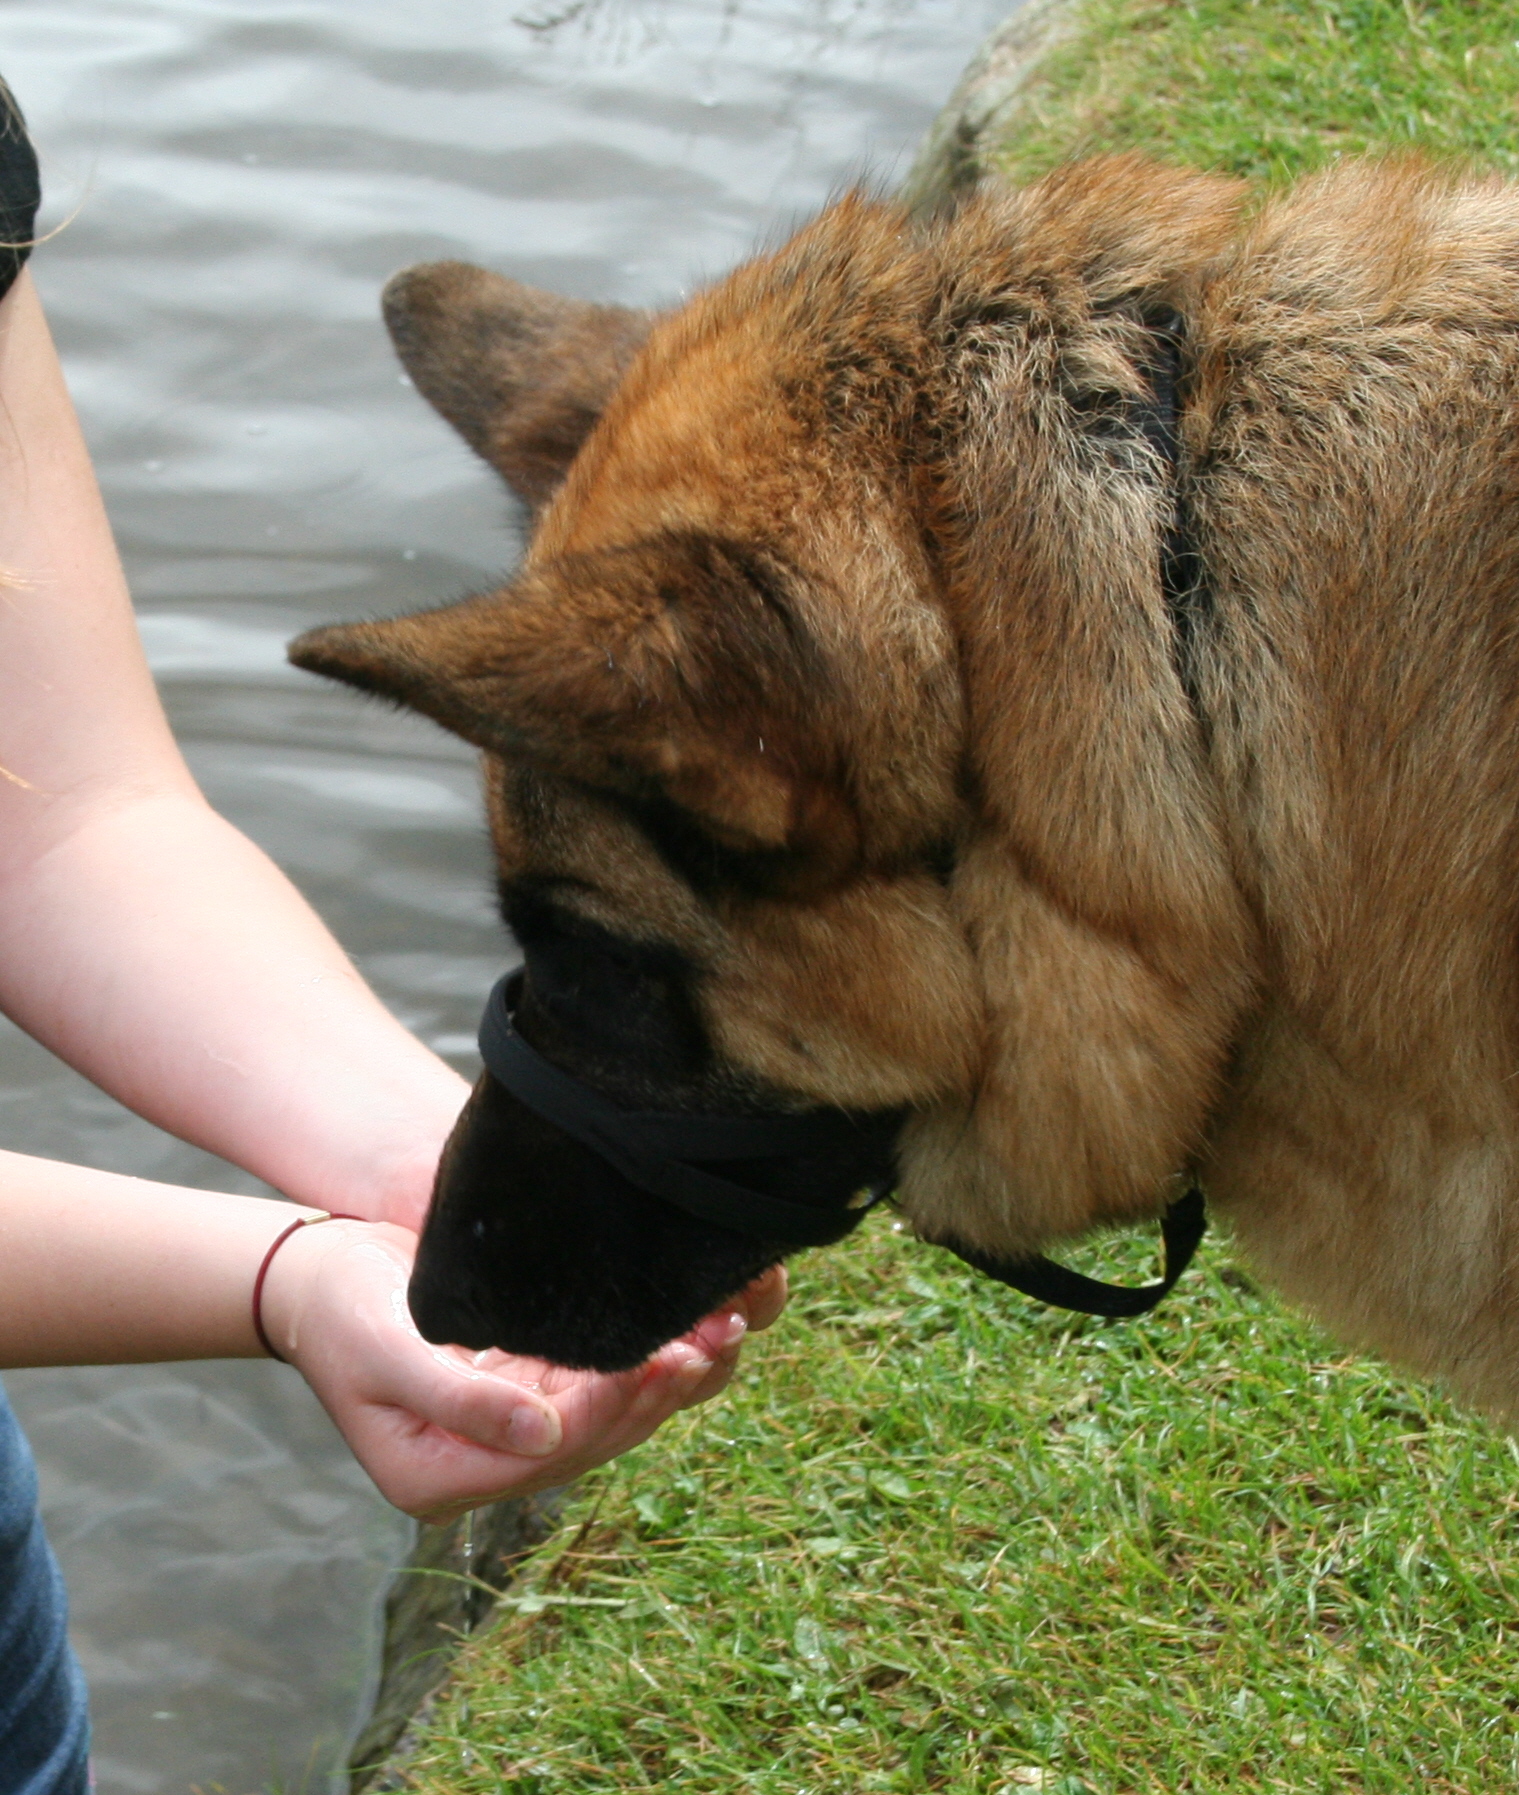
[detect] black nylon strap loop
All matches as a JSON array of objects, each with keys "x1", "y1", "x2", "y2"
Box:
[
  {"x1": 934, "y1": 1184, "x2": 1208, "y2": 1319},
  {"x1": 479, "y1": 974, "x2": 890, "y2": 1248}
]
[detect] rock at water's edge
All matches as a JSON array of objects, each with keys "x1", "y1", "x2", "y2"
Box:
[
  {"x1": 900, "y1": 0, "x2": 1080, "y2": 213},
  {"x1": 348, "y1": 1491, "x2": 566, "y2": 1792}
]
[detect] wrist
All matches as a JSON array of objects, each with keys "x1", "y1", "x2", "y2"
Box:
[
  {"x1": 358, "y1": 1125, "x2": 454, "y2": 1230},
  {"x1": 255, "y1": 1213, "x2": 413, "y2": 1366},
  {"x1": 250, "y1": 1210, "x2": 332, "y2": 1360},
  {"x1": 273, "y1": 1081, "x2": 465, "y2": 1230}
]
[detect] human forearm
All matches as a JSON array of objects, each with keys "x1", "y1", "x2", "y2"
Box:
[
  {"x1": 0, "y1": 788, "x2": 468, "y2": 1224},
  {"x1": 0, "y1": 1148, "x2": 321, "y2": 1366},
  {"x1": 0, "y1": 274, "x2": 468, "y2": 1224},
  {"x1": 0, "y1": 1145, "x2": 780, "y2": 1519}
]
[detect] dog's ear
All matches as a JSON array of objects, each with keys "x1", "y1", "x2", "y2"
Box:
[
  {"x1": 383, "y1": 262, "x2": 652, "y2": 511},
  {"x1": 289, "y1": 534, "x2": 861, "y2": 881}
]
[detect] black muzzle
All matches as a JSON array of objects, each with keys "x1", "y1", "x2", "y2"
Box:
[{"x1": 478, "y1": 971, "x2": 900, "y2": 1249}]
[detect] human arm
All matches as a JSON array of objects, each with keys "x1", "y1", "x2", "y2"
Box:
[
  {"x1": 0, "y1": 271, "x2": 467, "y2": 1227},
  {"x1": 0, "y1": 1146, "x2": 787, "y2": 1517},
  {"x1": 0, "y1": 266, "x2": 792, "y2": 1516}
]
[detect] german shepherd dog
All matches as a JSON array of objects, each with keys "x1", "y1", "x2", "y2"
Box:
[{"x1": 293, "y1": 156, "x2": 1519, "y2": 1416}]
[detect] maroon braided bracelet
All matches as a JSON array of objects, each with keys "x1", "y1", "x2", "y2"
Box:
[{"x1": 252, "y1": 1211, "x2": 363, "y2": 1362}]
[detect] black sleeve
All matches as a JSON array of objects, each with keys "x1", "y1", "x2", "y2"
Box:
[{"x1": 0, "y1": 80, "x2": 40, "y2": 303}]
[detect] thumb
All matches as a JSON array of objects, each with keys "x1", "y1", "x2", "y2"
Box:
[
  {"x1": 278, "y1": 1225, "x2": 565, "y2": 1457},
  {"x1": 376, "y1": 1343, "x2": 565, "y2": 1459}
]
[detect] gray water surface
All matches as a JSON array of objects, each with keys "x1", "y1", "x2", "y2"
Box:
[{"x1": 0, "y1": 1, "x2": 1006, "y2": 1788}]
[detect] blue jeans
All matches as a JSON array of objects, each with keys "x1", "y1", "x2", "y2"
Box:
[{"x1": 0, "y1": 1382, "x2": 89, "y2": 1794}]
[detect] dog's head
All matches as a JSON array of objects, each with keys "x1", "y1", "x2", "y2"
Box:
[
  {"x1": 293, "y1": 210, "x2": 983, "y2": 1369},
  {"x1": 292, "y1": 169, "x2": 1258, "y2": 1370}
]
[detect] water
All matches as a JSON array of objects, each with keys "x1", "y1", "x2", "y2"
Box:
[{"x1": 0, "y1": 0, "x2": 1006, "y2": 1788}]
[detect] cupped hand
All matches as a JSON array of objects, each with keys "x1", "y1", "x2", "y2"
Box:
[{"x1": 259, "y1": 1219, "x2": 787, "y2": 1521}]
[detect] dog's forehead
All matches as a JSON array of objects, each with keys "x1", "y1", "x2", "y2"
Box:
[{"x1": 528, "y1": 277, "x2": 827, "y2": 568}]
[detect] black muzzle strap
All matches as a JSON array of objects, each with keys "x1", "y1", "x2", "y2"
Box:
[
  {"x1": 935, "y1": 1183, "x2": 1208, "y2": 1319},
  {"x1": 478, "y1": 973, "x2": 894, "y2": 1248}
]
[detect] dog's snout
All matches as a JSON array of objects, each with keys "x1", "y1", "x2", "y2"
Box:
[{"x1": 406, "y1": 1263, "x2": 497, "y2": 1353}]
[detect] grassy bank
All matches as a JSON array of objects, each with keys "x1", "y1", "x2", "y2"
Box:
[
  {"x1": 992, "y1": 0, "x2": 1519, "y2": 186},
  {"x1": 383, "y1": 1226, "x2": 1519, "y2": 1794},
  {"x1": 376, "y1": 7, "x2": 1519, "y2": 1792}
]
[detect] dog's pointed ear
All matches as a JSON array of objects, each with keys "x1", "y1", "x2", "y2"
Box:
[
  {"x1": 382, "y1": 262, "x2": 652, "y2": 511},
  {"x1": 289, "y1": 535, "x2": 860, "y2": 878}
]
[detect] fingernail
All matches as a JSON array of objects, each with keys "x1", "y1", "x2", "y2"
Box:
[
  {"x1": 506, "y1": 1404, "x2": 558, "y2": 1456},
  {"x1": 675, "y1": 1349, "x2": 714, "y2": 1384},
  {"x1": 719, "y1": 1311, "x2": 748, "y2": 1351}
]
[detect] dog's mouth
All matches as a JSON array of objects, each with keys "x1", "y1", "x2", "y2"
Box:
[
  {"x1": 474, "y1": 968, "x2": 902, "y2": 1246},
  {"x1": 406, "y1": 961, "x2": 906, "y2": 1370}
]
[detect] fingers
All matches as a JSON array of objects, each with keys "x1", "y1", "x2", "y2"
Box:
[
  {"x1": 348, "y1": 1333, "x2": 723, "y2": 1517},
  {"x1": 288, "y1": 1224, "x2": 785, "y2": 1523},
  {"x1": 545, "y1": 1338, "x2": 714, "y2": 1455},
  {"x1": 684, "y1": 1305, "x2": 746, "y2": 1364},
  {"x1": 740, "y1": 1262, "x2": 789, "y2": 1332},
  {"x1": 344, "y1": 1403, "x2": 569, "y2": 1519},
  {"x1": 533, "y1": 1338, "x2": 723, "y2": 1481},
  {"x1": 671, "y1": 1307, "x2": 744, "y2": 1408},
  {"x1": 655, "y1": 1261, "x2": 786, "y2": 1407},
  {"x1": 380, "y1": 1341, "x2": 566, "y2": 1459},
  {"x1": 676, "y1": 1353, "x2": 738, "y2": 1409}
]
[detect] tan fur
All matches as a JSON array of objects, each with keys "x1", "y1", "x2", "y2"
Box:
[{"x1": 293, "y1": 154, "x2": 1519, "y2": 1420}]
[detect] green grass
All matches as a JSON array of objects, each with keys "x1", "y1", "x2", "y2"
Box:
[
  {"x1": 385, "y1": 1224, "x2": 1519, "y2": 1793},
  {"x1": 993, "y1": 0, "x2": 1519, "y2": 186}
]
